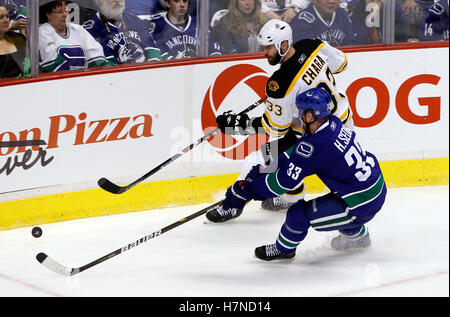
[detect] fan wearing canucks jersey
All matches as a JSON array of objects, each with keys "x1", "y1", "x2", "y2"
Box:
[
  {"x1": 290, "y1": 0, "x2": 355, "y2": 46},
  {"x1": 148, "y1": 0, "x2": 222, "y2": 59},
  {"x1": 208, "y1": 19, "x2": 353, "y2": 218},
  {"x1": 39, "y1": 0, "x2": 110, "y2": 72},
  {"x1": 418, "y1": 0, "x2": 449, "y2": 41},
  {"x1": 83, "y1": 0, "x2": 167, "y2": 65},
  {"x1": 213, "y1": 88, "x2": 387, "y2": 260}
]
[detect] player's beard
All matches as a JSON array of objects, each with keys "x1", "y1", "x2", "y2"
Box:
[
  {"x1": 267, "y1": 51, "x2": 282, "y2": 65},
  {"x1": 99, "y1": 1, "x2": 125, "y2": 20}
]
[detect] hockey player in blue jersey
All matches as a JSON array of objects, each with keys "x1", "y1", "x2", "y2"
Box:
[
  {"x1": 148, "y1": 0, "x2": 222, "y2": 59},
  {"x1": 207, "y1": 88, "x2": 387, "y2": 260},
  {"x1": 208, "y1": 19, "x2": 353, "y2": 214},
  {"x1": 83, "y1": 0, "x2": 168, "y2": 64},
  {"x1": 290, "y1": 0, "x2": 355, "y2": 46}
]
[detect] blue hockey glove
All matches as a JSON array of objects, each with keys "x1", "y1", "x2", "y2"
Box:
[
  {"x1": 245, "y1": 165, "x2": 264, "y2": 183},
  {"x1": 222, "y1": 181, "x2": 253, "y2": 210}
]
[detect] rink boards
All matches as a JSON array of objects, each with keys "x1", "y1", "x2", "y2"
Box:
[{"x1": 0, "y1": 44, "x2": 448, "y2": 230}]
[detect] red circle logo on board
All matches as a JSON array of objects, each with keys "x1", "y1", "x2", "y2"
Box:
[{"x1": 201, "y1": 64, "x2": 269, "y2": 160}]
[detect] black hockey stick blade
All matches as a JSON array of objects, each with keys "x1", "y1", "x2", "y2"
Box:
[
  {"x1": 97, "y1": 177, "x2": 129, "y2": 194},
  {"x1": 36, "y1": 199, "x2": 224, "y2": 276}
]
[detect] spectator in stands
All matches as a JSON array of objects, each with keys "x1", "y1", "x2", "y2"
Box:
[
  {"x1": 39, "y1": 0, "x2": 110, "y2": 72},
  {"x1": 290, "y1": 0, "x2": 355, "y2": 46},
  {"x1": 158, "y1": 0, "x2": 197, "y2": 16},
  {"x1": 149, "y1": 0, "x2": 221, "y2": 59},
  {"x1": 400, "y1": 0, "x2": 445, "y2": 42},
  {"x1": 0, "y1": 0, "x2": 26, "y2": 35},
  {"x1": 402, "y1": 0, "x2": 419, "y2": 17},
  {"x1": 418, "y1": 0, "x2": 449, "y2": 41},
  {"x1": 259, "y1": 1, "x2": 356, "y2": 22},
  {"x1": 395, "y1": 0, "x2": 423, "y2": 42},
  {"x1": 83, "y1": 0, "x2": 168, "y2": 64},
  {"x1": 212, "y1": 0, "x2": 268, "y2": 54},
  {"x1": 0, "y1": 3, "x2": 27, "y2": 78}
]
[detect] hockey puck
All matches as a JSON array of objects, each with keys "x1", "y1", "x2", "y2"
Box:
[{"x1": 32, "y1": 226, "x2": 42, "y2": 238}]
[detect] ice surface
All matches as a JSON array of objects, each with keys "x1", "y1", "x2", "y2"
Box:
[{"x1": 0, "y1": 186, "x2": 448, "y2": 297}]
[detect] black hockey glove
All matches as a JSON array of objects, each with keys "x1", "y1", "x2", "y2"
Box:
[{"x1": 216, "y1": 110, "x2": 250, "y2": 135}]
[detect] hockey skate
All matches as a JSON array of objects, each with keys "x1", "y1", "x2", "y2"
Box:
[
  {"x1": 254, "y1": 244, "x2": 296, "y2": 261},
  {"x1": 261, "y1": 196, "x2": 294, "y2": 211},
  {"x1": 205, "y1": 204, "x2": 243, "y2": 223},
  {"x1": 331, "y1": 232, "x2": 371, "y2": 251},
  {"x1": 261, "y1": 184, "x2": 305, "y2": 211}
]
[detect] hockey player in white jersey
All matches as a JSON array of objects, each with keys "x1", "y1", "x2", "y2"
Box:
[
  {"x1": 39, "y1": 0, "x2": 110, "y2": 72},
  {"x1": 206, "y1": 19, "x2": 353, "y2": 222}
]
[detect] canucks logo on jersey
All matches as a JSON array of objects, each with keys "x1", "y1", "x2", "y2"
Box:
[
  {"x1": 117, "y1": 39, "x2": 145, "y2": 63},
  {"x1": 83, "y1": 11, "x2": 164, "y2": 64},
  {"x1": 173, "y1": 43, "x2": 196, "y2": 59}
]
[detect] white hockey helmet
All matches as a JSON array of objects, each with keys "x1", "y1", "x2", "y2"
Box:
[{"x1": 257, "y1": 19, "x2": 293, "y2": 61}]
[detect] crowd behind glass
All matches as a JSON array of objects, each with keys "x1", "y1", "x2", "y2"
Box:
[{"x1": 0, "y1": 0, "x2": 448, "y2": 79}]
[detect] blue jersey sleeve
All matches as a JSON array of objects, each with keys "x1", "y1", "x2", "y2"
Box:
[{"x1": 244, "y1": 138, "x2": 323, "y2": 200}]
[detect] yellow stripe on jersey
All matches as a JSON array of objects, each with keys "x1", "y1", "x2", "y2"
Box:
[
  {"x1": 337, "y1": 107, "x2": 353, "y2": 127},
  {"x1": 334, "y1": 53, "x2": 348, "y2": 74},
  {"x1": 291, "y1": 123, "x2": 304, "y2": 135},
  {"x1": 338, "y1": 107, "x2": 350, "y2": 121},
  {"x1": 285, "y1": 43, "x2": 325, "y2": 97},
  {"x1": 344, "y1": 112, "x2": 353, "y2": 127}
]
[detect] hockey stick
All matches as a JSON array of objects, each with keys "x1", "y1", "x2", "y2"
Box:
[
  {"x1": 0, "y1": 140, "x2": 47, "y2": 148},
  {"x1": 97, "y1": 96, "x2": 267, "y2": 194},
  {"x1": 36, "y1": 199, "x2": 224, "y2": 276}
]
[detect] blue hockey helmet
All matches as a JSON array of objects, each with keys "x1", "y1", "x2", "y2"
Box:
[{"x1": 296, "y1": 88, "x2": 333, "y2": 119}]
